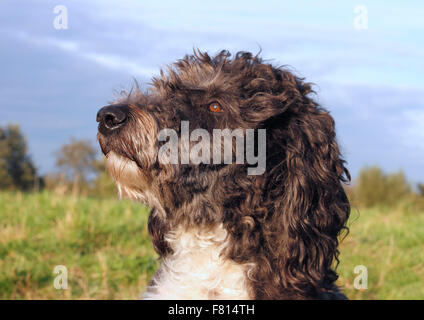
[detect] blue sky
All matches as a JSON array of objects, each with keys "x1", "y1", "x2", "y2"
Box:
[{"x1": 1, "y1": 0, "x2": 423, "y2": 183}]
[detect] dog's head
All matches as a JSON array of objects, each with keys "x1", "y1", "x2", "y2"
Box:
[{"x1": 97, "y1": 50, "x2": 350, "y2": 298}]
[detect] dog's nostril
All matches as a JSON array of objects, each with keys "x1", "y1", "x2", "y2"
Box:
[
  {"x1": 97, "y1": 105, "x2": 129, "y2": 134},
  {"x1": 104, "y1": 113, "x2": 119, "y2": 128}
]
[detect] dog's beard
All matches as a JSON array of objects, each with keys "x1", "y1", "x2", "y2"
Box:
[
  {"x1": 105, "y1": 151, "x2": 146, "y2": 200},
  {"x1": 105, "y1": 151, "x2": 166, "y2": 219}
]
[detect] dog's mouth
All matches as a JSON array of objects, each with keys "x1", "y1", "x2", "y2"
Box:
[
  {"x1": 104, "y1": 151, "x2": 145, "y2": 193},
  {"x1": 96, "y1": 103, "x2": 159, "y2": 163},
  {"x1": 105, "y1": 151, "x2": 138, "y2": 177},
  {"x1": 96, "y1": 129, "x2": 132, "y2": 161},
  {"x1": 97, "y1": 134, "x2": 119, "y2": 161},
  {"x1": 97, "y1": 132, "x2": 108, "y2": 155}
]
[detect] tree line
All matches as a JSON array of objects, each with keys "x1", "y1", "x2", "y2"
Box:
[
  {"x1": 1, "y1": 123, "x2": 423, "y2": 208},
  {"x1": 0, "y1": 124, "x2": 115, "y2": 197}
]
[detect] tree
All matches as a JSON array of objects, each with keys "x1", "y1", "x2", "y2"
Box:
[
  {"x1": 54, "y1": 138, "x2": 98, "y2": 193},
  {"x1": 354, "y1": 166, "x2": 411, "y2": 207},
  {"x1": 417, "y1": 183, "x2": 424, "y2": 197},
  {"x1": 0, "y1": 124, "x2": 37, "y2": 190},
  {"x1": 354, "y1": 166, "x2": 386, "y2": 207},
  {"x1": 384, "y1": 171, "x2": 411, "y2": 204},
  {"x1": 50, "y1": 138, "x2": 118, "y2": 197}
]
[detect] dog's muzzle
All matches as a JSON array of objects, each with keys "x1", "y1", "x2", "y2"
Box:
[{"x1": 97, "y1": 104, "x2": 130, "y2": 135}]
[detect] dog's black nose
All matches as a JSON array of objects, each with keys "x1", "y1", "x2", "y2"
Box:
[{"x1": 97, "y1": 105, "x2": 129, "y2": 135}]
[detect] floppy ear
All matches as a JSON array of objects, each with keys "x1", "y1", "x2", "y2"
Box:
[{"x1": 264, "y1": 73, "x2": 351, "y2": 297}]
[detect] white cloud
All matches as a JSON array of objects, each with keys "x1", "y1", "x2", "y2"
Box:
[
  {"x1": 13, "y1": 31, "x2": 157, "y2": 77},
  {"x1": 82, "y1": 52, "x2": 157, "y2": 77}
]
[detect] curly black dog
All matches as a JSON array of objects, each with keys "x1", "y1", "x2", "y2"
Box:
[{"x1": 96, "y1": 50, "x2": 350, "y2": 299}]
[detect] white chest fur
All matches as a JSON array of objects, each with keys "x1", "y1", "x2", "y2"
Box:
[{"x1": 143, "y1": 224, "x2": 252, "y2": 299}]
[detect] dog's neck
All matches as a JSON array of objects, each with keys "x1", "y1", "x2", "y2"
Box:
[{"x1": 143, "y1": 224, "x2": 253, "y2": 299}]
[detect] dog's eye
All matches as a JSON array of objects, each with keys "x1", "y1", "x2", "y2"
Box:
[{"x1": 208, "y1": 102, "x2": 223, "y2": 113}]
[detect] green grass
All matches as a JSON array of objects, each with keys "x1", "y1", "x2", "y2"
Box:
[
  {"x1": 0, "y1": 191, "x2": 423, "y2": 299},
  {"x1": 337, "y1": 205, "x2": 424, "y2": 299},
  {"x1": 0, "y1": 191, "x2": 158, "y2": 299}
]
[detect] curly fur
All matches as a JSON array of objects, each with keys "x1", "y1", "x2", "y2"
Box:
[{"x1": 97, "y1": 50, "x2": 350, "y2": 300}]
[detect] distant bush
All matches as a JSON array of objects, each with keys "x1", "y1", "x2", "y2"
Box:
[
  {"x1": 88, "y1": 158, "x2": 117, "y2": 198},
  {"x1": 352, "y1": 166, "x2": 412, "y2": 208}
]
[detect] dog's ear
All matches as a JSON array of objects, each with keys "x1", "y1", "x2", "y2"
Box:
[{"x1": 263, "y1": 71, "x2": 350, "y2": 296}]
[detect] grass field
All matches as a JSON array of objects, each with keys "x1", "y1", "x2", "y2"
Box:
[{"x1": 0, "y1": 191, "x2": 423, "y2": 299}]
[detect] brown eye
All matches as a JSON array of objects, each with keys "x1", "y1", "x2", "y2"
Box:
[{"x1": 209, "y1": 102, "x2": 223, "y2": 113}]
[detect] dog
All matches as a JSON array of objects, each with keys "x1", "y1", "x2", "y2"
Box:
[{"x1": 96, "y1": 50, "x2": 350, "y2": 300}]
